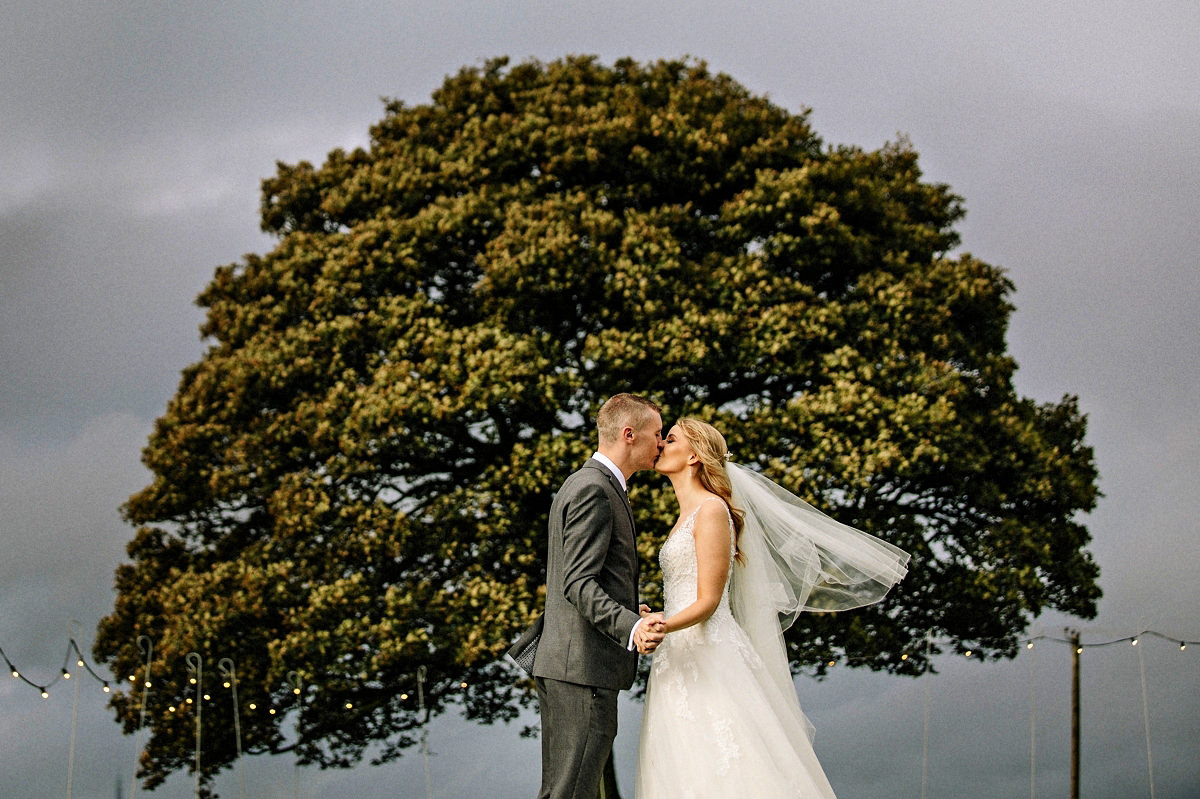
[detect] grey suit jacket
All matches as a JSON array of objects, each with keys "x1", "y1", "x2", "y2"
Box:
[{"x1": 518, "y1": 459, "x2": 641, "y2": 690}]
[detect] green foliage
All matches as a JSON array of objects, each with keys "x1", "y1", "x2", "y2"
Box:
[{"x1": 94, "y1": 55, "x2": 1100, "y2": 791}]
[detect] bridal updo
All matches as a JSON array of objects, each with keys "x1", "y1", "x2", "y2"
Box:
[{"x1": 676, "y1": 418, "x2": 745, "y2": 561}]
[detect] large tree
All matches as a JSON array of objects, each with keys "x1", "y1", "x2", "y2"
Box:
[{"x1": 95, "y1": 56, "x2": 1100, "y2": 792}]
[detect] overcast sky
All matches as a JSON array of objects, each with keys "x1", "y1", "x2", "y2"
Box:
[{"x1": 2, "y1": 2, "x2": 1198, "y2": 798}]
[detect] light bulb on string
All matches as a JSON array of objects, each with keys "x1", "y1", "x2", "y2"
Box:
[
  {"x1": 249, "y1": 703, "x2": 257, "y2": 710},
  {"x1": 76, "y1": 659, "x2": 84, "y2": 667},
  {"x1": 964, "y1": 650, "x2": 973, "y2": 658},
  {"x1": 11, "y1": 669, "x2": 19, "y2": 679},
  {"x1": 1131, "y1": 637, "x2": 1139, "y2": 646},
  {"x1": 1026, "y1": 641, "x2": 1034, "y2": 650},
  {"x1": 62, "y1": 670, "x2": 71, "y2": 680},
  {"x1": 269, "y1": 708, "x2": 276, "y2": 715},
  {"x1": 900, "y1": 653, "x2": 908, "y2": 662},
  {"x1": 40, "y1": 688, "x2": 48, "y2": 699},
  {"x1": 345, "y1": 702, "x2": 353, "y2": 709},
  {"x1": 223, "y1": 680, "x2": 231, "y2": 688},
  {"x1": 129, "y1": 675, "x2": 136, "y2": 683},
  {"x1": 1076, "y1": 646, "x2": 1083, "y2": 654},
  {"x1": 401, "y1": 693, "x2": 409, "y2": 700},
  {"x1": 145, "y1": 681, "x2": 151, "y2": 688},
  {"x1": 102, "y1": 683, "x2": 111, "y2": 693},
  {"x1": 1181, "y1": 643, "x2": 1187, "y2": 651},
  {"x1": 169, "y1": 705, "x2": 176, "y2": 712}
]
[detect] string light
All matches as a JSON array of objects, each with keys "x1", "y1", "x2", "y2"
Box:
[
  {"x1": 0, "y1": 627, "x2": 1183, "y2": 749},
  {"x1": 0, "y1": 625, "x2": 1190, "y2": 799},
  {"x1": 2, "y1": 639, "x2": 115, "y2": 697}
]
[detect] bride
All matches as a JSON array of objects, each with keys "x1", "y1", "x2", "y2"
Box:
[{"x1": 635, "y1": 418, "x2": 910, "y2": 798}]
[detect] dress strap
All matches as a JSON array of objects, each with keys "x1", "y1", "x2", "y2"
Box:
[
  {"x1": 689, "y1": 496, "x2": 733, "y2": 532},
  {"x1": 686, "y1": 495, "x2": 725, "y2": 520}
]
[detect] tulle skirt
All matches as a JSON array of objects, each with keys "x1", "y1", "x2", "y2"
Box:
[{"x1": 634, "y1": 615, "x2": 837, "y2": 799}]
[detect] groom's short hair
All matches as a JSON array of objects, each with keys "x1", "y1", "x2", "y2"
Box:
[{"x1": 596, "y1": 393, "x2": 662, "y2": 444}]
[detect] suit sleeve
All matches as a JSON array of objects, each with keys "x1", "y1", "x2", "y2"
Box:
[{"x1": 559, "y1": 482, "x2": 640, "y2": 647}]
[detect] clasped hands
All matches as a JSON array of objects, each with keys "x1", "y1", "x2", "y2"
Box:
[{"x1": 634, "y1": 604, "x2": 668, "y2": 654}]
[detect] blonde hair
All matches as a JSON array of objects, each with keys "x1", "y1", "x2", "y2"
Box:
[
  {"x1": 676, "y1": 417, "x2": 745, "y2": 562},
  {"x1": 596, "y1": 393, "x2": 662, "y2": 444}
]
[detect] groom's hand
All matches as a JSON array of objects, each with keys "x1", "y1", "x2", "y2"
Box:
[{"x1": 634, "y1": 612, "x2": 666, "y2": 653}]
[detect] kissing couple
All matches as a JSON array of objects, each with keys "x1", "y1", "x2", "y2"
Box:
[{"x1": 508, "y1": 393, "x2": 910, "y2": 799}]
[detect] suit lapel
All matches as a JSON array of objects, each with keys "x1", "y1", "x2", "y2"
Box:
[{"x1": 587, "y1": 460, "x2": 636, "y2": 530}]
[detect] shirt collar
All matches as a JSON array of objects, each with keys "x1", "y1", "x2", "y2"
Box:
[{"x1": 590, "y1": 451, "x2": 627, "y2": 492}]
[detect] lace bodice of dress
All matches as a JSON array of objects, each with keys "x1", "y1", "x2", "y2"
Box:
[{"x1": 659, "y1": 498, "x2": 739, "y2": 639}]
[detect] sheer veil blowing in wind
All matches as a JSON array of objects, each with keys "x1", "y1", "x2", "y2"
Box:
[{"x1": 725, "y1": 460, "x2": 911, "y2": 709}]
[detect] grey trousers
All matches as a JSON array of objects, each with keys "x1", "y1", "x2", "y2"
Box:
[{"x1": 535, "y1": 676, "x2": 619, "y2": 799}]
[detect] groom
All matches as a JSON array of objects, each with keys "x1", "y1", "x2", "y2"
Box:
[{"x1": 512, "y1": 393, "x2": 666, "y2": 799}]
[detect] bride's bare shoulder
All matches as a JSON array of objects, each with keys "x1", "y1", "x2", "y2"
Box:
[{"x1": 693, "y1": 496, "x2": 731, "y2": 530}]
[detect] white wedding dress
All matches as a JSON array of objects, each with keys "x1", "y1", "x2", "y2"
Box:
[{"x1": 634, "y1": 499, "x2": 838, "y2": 799}]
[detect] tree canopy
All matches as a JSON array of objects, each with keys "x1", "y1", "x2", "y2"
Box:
[{"x1": 94, "y1": 55, "x2": 1100, "y2": 792}]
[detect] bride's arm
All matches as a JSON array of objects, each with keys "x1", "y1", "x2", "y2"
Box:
[{"x1": 662, "y1": 502, "x2": 732, "y2": 634}]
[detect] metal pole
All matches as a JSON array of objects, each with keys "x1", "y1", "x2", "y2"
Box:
[
  {"x1": 1136, "y1": 642, "x2": 1156, "y2": 799},
  {"x1": 418, "y1": 666, "x2": 432, "y2": 799},
  {"x1": 186, "y1": 653, "x2": 203, "y2": 799},
  {"x1": 219, "y1": 659, "x2": 245, "y2": 799},
  {"x1": 66, "y1": 623, "x2": 82, "y2": 799},
  {"x1": 289, "y1": 671, "x2": 303, "y2": 799},
  {"x1": 131, "y1": 636, "x2": 153, "y2": 799},
  {"x1": 1028, "y1": 641, "x2": 1037, "y2": 799},
  {"x1": 920, "y1": 632, "x2": 932, "y2": 799}
]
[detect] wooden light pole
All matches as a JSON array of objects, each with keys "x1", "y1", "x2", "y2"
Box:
[{"x1": 1068, "y1": 628, "x2": 1081, "y2": 799}]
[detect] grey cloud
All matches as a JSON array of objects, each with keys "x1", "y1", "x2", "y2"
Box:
[{"x1": 2, "y1": 0, "x2": 1198, "y2": 797}]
